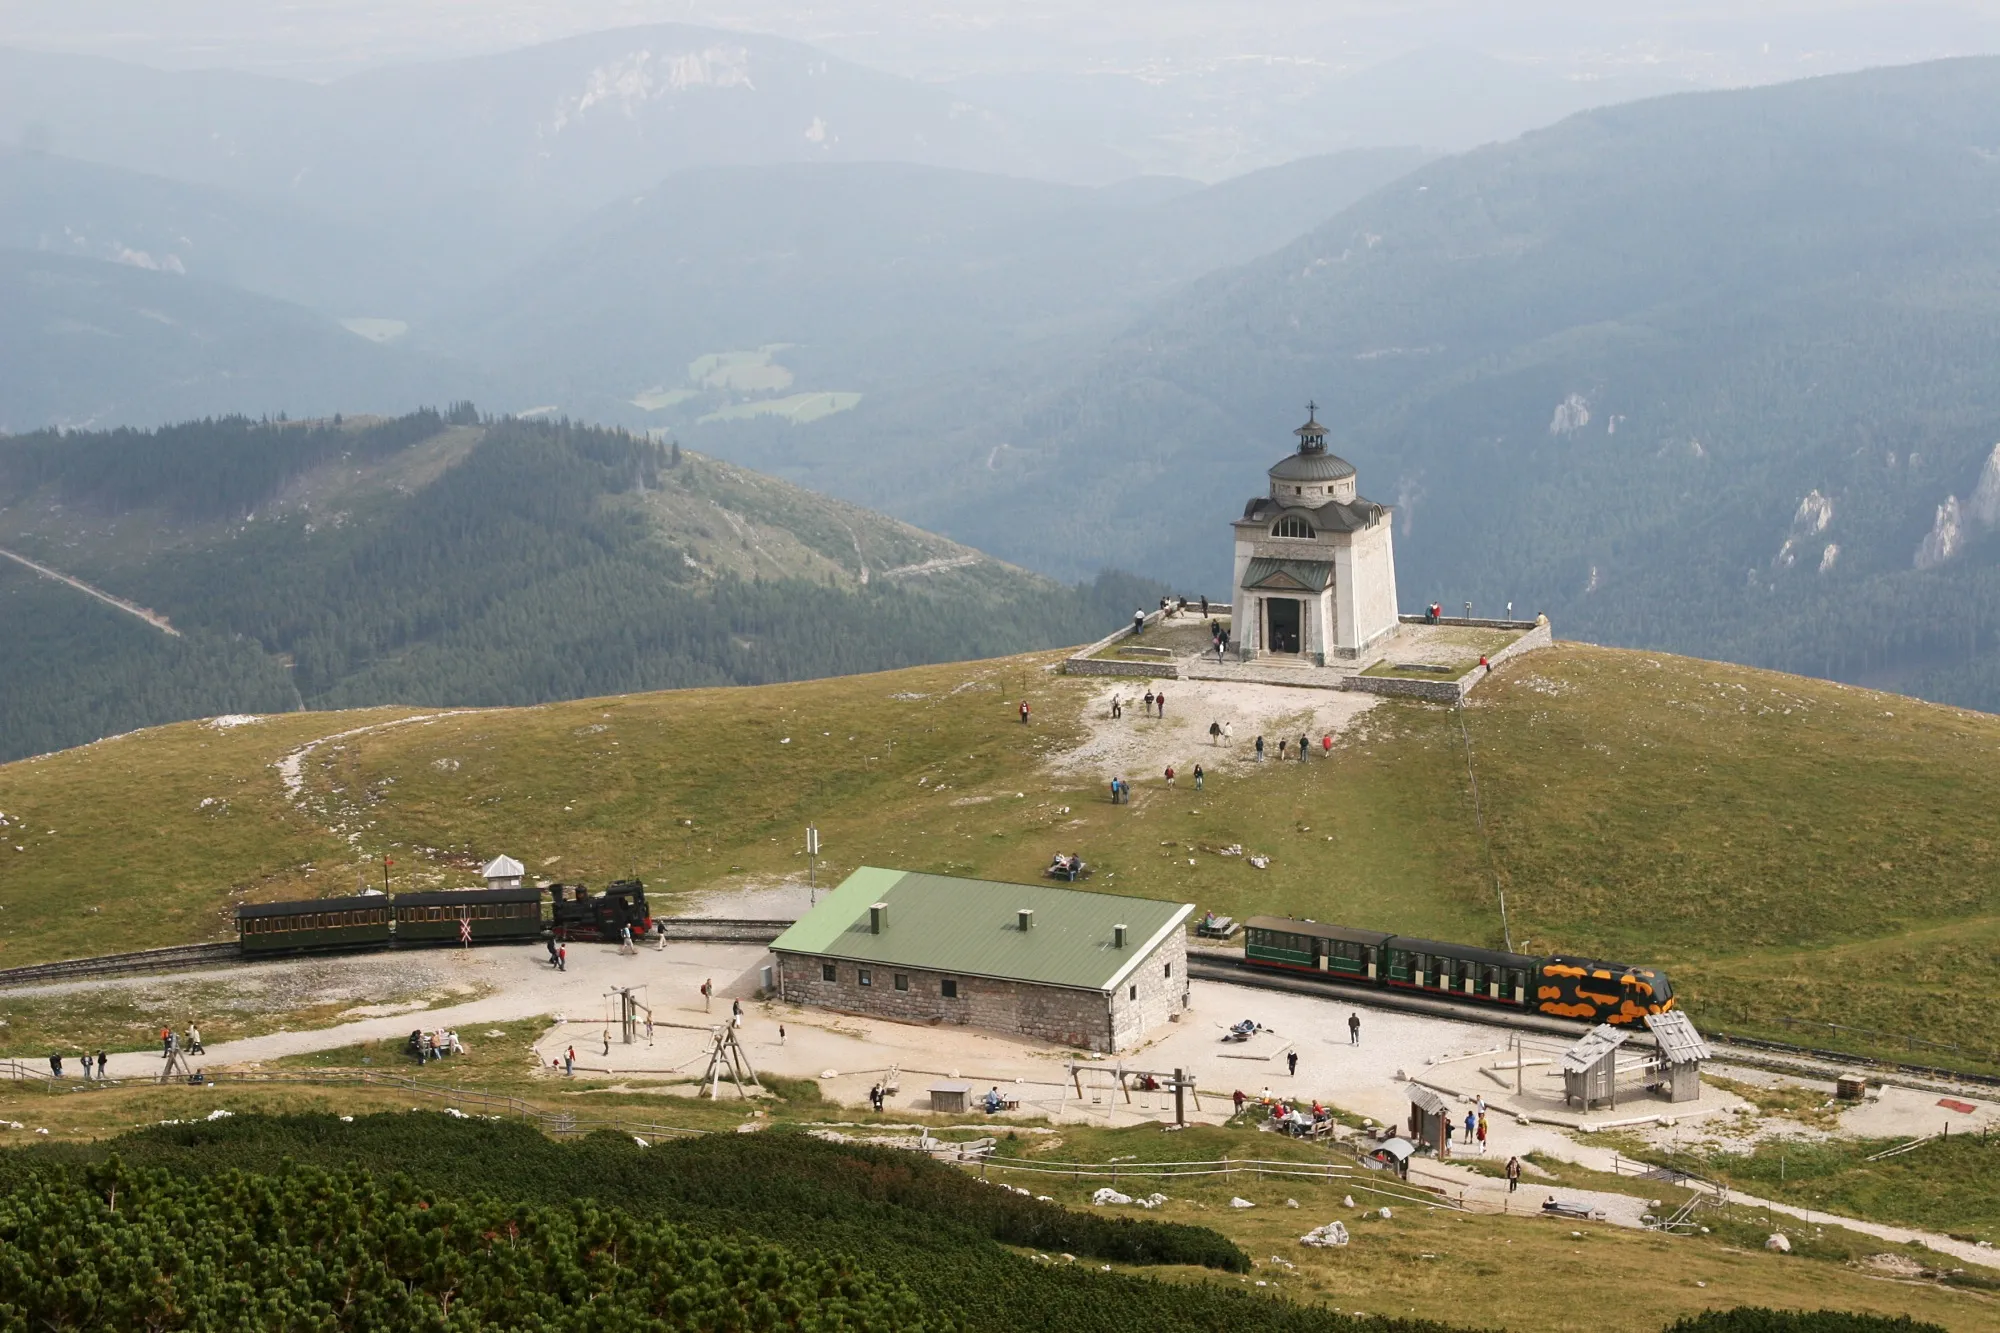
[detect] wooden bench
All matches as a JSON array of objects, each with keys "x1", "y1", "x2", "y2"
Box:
[{"x1": 1196, "y1": 916, "x2": 1238, "y2": 940}]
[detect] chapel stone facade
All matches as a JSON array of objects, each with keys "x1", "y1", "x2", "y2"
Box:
[{"x1": 1232, "y1": 407, "x2": 1400, "y2": 663}]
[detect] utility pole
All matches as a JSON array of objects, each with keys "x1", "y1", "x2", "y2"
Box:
[{"x1": 806, "y1": 826, "x2": 820, "y2": 903}]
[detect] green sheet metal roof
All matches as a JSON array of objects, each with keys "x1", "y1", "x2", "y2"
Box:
[
  {"x1": 770, "y1": 868, "x2": 1192, "y2": 993},
  {"x1": 1241, "y1": 556, "x2": 1331, "y2": 592}
]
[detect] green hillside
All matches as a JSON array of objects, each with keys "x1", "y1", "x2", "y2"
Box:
[
  {"x1": 786, "y1": 57, "x2": 2000, "y2": 713},
  {"x1": 3, "y1": 641, "x2": 1996, "y2": 1071},
  {"x1": 0, "y1": 408, "x2": 1155, "y2": 761}
]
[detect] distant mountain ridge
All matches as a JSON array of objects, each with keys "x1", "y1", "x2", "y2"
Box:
[{"x1": 0, "y1": 26, "x2": 1111, "y2": 292}]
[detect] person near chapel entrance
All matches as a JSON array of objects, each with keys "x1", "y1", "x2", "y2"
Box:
[
  {"x1": 1505, "y1": 1156, "x2": 1522, "y2": 1192},
  {"x1": 1348, "y1": 1012, "x2": 1361, "y2": 1045}
]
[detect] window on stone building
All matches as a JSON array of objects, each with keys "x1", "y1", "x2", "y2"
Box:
[
  {"x1": 858, "y1": 968, "x2": 872, "y2": 987},
  {"x1": 1164, "y1": 961, "x2": 1172, "y2": 978},
  {"x1": 821, "y1": 963, "x2": 836, "y2": 982},
  {"x1": 1128, "y1": 984, "x2": 1138, "y2": 1000},
  {"x1": 941, "y1": 978, "x2": 959, "y2": 998},
  {"x1": 894, "y1": 974, "x2": 908, "y2": 991},
  {"x1": 1272, "y1": 515, "x2": 1312, "y2": 539}
]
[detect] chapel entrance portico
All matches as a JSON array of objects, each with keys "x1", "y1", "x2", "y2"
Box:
[{"x1": 1265, "y1": 596, "x2": 1302, "y2": 655}]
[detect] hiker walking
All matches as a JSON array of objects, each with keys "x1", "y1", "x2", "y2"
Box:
[
  {"x1": 1193, "y1": 764, "x2": 1204, "y2": 790},
  {"x1": 1462, "y1": 1109, "x2": 1476, "y2": 1144},
  {"x1": 1111, "y1": 695, "x2": 1122, "y2": 720},
  {"x1": 1164, "y1": 765, "x2": 1176, "y2": 789},
  {"x1": 1019, "y1": 700, "x2": 1031, "y2": 724},
  {"x1": 701, "y1": 978, "x2": 713, "y2": 1012},
  {"x1": 80, "y1": 1052, "x2": 92, "y2": 1081},
  {"x1": 1322, "y1": 734, "x2": 1332, "y2": 756},
  {"x1": 1232, "y1": 1088, "x2": 1246, "y2": 1115},
  {"x1": 1477, "y1": 1112, "x2": 1489, "y2": 1153},
  {"x1": 1277, "y1": 737, "x2": 1288, "y2": 760},
  {"x1": 1144, "y1": 689, "x2": 1155, "y2": 716},
  {"x1": 546, "y1": 938, "x2": 559, "y2": 968},
  {"x1": 96, "y1": 1051, "x2": 108, "y2": 1080},
  {"x1": 1347, "y1": 1012, "x2": 1360, "y2": 1045},
  {"x1": 645, "y1": 1014, "x2": 655, "y2": 1042},
  {"x1": 602, "y1": 1029, "x2": 611, "y2": 1057},
  {"x1": 160, "y1": 1028, "x2": 172, "y2": 1056},
  {"x1": 1506, "y1": 1156, "x2": 1522, "y2": 1192},
  {"x1": 48, "y1": 1052, "x2": 61, "y2": 1079},
  {"x1": 564, "y1": 1046, "x2": 575, "y2": 1076},
  {"x1": 731, "y1": 998, "x2": 744, "y2": 1028},
  {"x1": 1287, "y1": 1051, "x2": 1298, "y2": 1077},
  {"x1": 1209, "y1": 720, "x2": 1221, "y2": 745},
  {"x1": 187, "y1": 1024, "x2": 203, "y2": 1055},
  {"x1": 557, "y1": 943, "x2": 567, "y2": 972},
  {"x1": 1133, "y1": 609, "x2": 1145, "y2": 635},
  {"x1": 1298, "y1": 734, "x2": 1309, "y2": 761},
  {"x1": 1200, "y1": 595, "x2": 1209, "y2": 617},
  {"x1": 1223, "y1": 721, "x2": 1233, "y2": 745},
  {"x1": 1156, "y1": 690, "x2": 1167, "y2": 717},
  {"x1": 779, "y1": 1024, "x2": 786, "y2": 1046},
  {"x1": 1480, "y1": 655, "x2": 1491, "y2": 675},
  {"x1": 1255, "y1": 735, "x2": 1265, "y2": 761}
]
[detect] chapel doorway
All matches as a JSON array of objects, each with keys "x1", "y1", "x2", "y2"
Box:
[{"x1": 1266, "y1": 598, "x2": 1302, "y2": 654}]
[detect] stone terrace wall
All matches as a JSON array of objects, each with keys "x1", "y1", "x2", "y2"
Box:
[
  {"x1": 1061, "y1": 605, "x2": 1233, "y2": 680},
  {"x1": 1345, "y1": 619, "x2": 1555, "y2": 703}
]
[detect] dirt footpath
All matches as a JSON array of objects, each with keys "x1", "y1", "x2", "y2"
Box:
[{"x1": 1051, "y1": 679, "x2": 1378, "y2": 780}]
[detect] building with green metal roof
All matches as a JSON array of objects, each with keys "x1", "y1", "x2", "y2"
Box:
[{"x1": 771, "y1": 867, "x2": 1193, "y2": 1053}]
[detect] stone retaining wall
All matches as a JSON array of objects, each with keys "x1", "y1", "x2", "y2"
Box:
[{"x1": 1344, "y1": 619, "x2": 1555, "y2": 703}]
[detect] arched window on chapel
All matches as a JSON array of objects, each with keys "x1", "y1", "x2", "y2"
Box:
[{"x1": 1271, "y1": 515, "x2": 1313, "y2": 540}]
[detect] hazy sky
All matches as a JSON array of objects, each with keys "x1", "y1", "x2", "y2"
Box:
[{"x1": 5, "y1": 0, "x2": 1998, "y2": 82}]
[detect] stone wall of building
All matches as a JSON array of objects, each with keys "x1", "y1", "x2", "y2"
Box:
[
  {"x1": 1108, "y1": 929, "x2": 1190, "y2": 1050},
  {"x1": 775, "y1": 929, "x2": 1189, "y2": 1053}
]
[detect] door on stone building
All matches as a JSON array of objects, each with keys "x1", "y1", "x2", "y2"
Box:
[{"x1": 1266, "y1": 598, "x2": 1301, "y2": 654}]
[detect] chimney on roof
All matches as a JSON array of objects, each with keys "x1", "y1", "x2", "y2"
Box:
[
  {"x1": 1017, "y1": 908, "x2": 1034, "y2": 932},
  {"x1": 869, "y1": 902, "x2": 888, "y2": 934},
  {"x1": 1113, "y1": 923, "x2": 1128, "y2": 949}
]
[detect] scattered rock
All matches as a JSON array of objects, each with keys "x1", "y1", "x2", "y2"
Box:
[
  {"x1": 1091, "y1": 1187, "x2": 1133, "y2": 1206},
  {"x1": 1301, "y1": 1222, "x2": 1350, "y2": 1248},
  {"x1": 1231, "y1": 1197, "x2": 1256, "y2": 1209},
  {"x1": 1766, "y1": 1233, "x2": 1791, "y2": 1253},
  {"x1": 1378, "y1": 1208, "x2": 1392, "y2": 1220}
]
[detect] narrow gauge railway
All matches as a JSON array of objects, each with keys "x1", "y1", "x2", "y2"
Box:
[
  {"x1": 236, "y1": 880, "x2": 653, "y2": 956},
  {"x1": 1241, "y1": 915, "x2": 1673, "y2": 1027}
]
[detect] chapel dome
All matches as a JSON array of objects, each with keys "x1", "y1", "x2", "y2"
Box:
[
  {"x1": 1268, "y1": 451, "x2": 1357, "y2": 484},
  {"x1": 1267, "y1": 405, "x2": 1357, "y2": 492}
]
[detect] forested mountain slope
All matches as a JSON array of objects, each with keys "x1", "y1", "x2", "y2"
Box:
[
  {"x1": 0, "y1": 408, "x2": 1153, "y2": 761},
  {"x1": 795, "y1": 57, "x2": 2000, "y2": 709}
]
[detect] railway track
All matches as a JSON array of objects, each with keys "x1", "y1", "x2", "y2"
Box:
[
  {"x1": 1187, "y1": 950, "x2": 2000, "y2": 1092},
  {"x1": 0, "y1": 919, "x2": 792, "y2": 992},
  {"x1": 0, "y1": 942, "x2": 244, "y2": 989}
]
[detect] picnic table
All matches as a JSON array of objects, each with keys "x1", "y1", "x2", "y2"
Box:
[{"x1": 1196, "y1": 914, "x2": 1238, "y2": 939}]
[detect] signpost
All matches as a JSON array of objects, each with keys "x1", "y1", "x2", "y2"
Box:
[{"x1": 806, "y1": 826, "x2": 821, "y2": 903}]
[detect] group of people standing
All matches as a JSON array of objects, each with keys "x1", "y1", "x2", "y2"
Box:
[{"x1": 48, "y1": 1048, "x2": 113, "y2": 1080}]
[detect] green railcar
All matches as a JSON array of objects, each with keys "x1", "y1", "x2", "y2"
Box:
[
  {"x1": 391, "y1": 888, "x2": 544, "y2": 944},
  {"x1": 238, "y1": 895, "x2": 393, "y2": 954}
]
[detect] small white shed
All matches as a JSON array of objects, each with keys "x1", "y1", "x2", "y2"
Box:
[{"x1": 482, "y1": 855, "x2": 525, "y2": 891}]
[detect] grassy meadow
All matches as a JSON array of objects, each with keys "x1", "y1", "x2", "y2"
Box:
[{"x1": 3, "y1": 643, "x2": 2000, "y2": 1065}]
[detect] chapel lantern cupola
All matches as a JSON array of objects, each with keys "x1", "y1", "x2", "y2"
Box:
[{"x1": 1268, "y1": 402, "x2": 1357, "y2": 504}]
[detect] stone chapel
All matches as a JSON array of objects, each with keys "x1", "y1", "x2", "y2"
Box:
[{"x1": 1231, "y1": 406, "x2": 1400, "y2": 663}]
